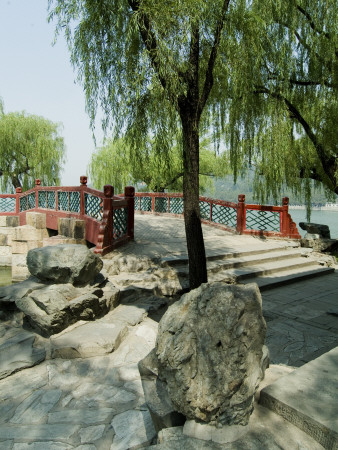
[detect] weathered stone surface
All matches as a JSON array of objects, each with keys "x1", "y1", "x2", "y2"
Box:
[
  {"x1": 51, "y1": 320, "x2": 129, "y2": 359},
  {"x1": 139, "y1": 349, "x2": 186, "y2": 432},
  {"x1": 5, "y1": 216, "x2": 19, "y2": 227},
  {"x1": 111, "y1": 409, "x2": 156, "y2": 450},
  {"x1": 301, "y1": 236, "x2": 338, "y2": 253},
  {"x1": 26, "y1": 212, "x2": 46, "y2": 230},
  {"x1": 0, "y1": 325, "x2": 46, "y2": 379},
  {"x1": 0, "y1": 277, "x2": 44, "y2": 311},
  {"x1": 156, "y1": 282, "x2": 267, "y2": 426},
  {"x1": 299, "y1": 222, "x2": 331, "y2": 238},
  {"x1": 27, "y1": 244, "x2": 103, "y2": 286},
  {"x1": 58, "y1": 217, "x2": 85, "y2": 239},
  {"x1": 13, "y1": 226, "x2": 49, "y2": 242},
  {"x1": 0, "y1": 234, "x2": 7, "y2": 246},
  {"x1": 15, "y1": 282, "x2": 119, "y2": 337}
]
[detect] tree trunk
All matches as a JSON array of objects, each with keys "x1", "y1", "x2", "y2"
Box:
[
  {"x1": 181, "y1": 113, "x2": 207, "y2": 290},
  {"x1": 11, "y1": 175, "x2": 22, "y2": 190}
]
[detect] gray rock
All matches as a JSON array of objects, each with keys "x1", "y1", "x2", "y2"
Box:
[
  {"x1": 156, "y1": 282, "x2": 267, "y2": 426},
  {"x1": 0, "y1": 424, "x2": 80, "y2": 441},
  {"x1": 15, "y1": 283, "x2": 119, "y2": 337},
  {"x1": 299, "y1": 222, "x2": 331, "y2": 238},
  {"x1": 300, "y1": 236, "x2": 338, "y2": 253},
  {"x1": 111, "y1": 409, "x2": 157, "y2": 450},
  {"x1": 51, "y1": 320, "x2": 129, "y2": 359},
  {"x1": 79, "y1": 424, "x2": 105, "y2": 444},
  {"x1": 138, "y1": 349, "x2": 186, "y2": 432},
  {"x1": 27, "y1": 244, "x2": 103, "y2": 286},
  {"x1": 0, "y1": 277, "x2": 45, "y2": 311},
  {"x1": 10, "y1": 389, "x2": 62, "y2": 424},
  {"x1": 0, "y1": 325, "x2": 46, "y2": 380}
]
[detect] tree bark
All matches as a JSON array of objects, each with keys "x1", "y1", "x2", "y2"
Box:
[
  {"x1": 11, "y1": 175, "x2": 22, "y2": 189},
  {"x1": 180, "y1": 111, "x2": 207, "y2": 290}
]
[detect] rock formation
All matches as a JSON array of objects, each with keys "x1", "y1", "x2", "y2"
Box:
[
  {"x1": 27, "y1": 244, "x2": 103, "y2": 286},
  {"x1": 299, "y1": 222, "x2": 338, "y2": 253},
  {"x1": 0, "y1": 245, "x2": 118, "y2": 337},
  {"x1": 155, "y1": 282, "x2": 268, "y2": 427}
]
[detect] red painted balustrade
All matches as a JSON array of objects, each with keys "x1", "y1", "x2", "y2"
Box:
[
  {"x1": 0, "y1": 177, "x2": 135, "y2": 255},
  {"x1": 134, "y1": 192, "x2": 301, "y2": 239}
]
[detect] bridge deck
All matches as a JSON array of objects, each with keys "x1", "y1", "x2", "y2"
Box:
[{"x1": 108, "y1": 213, "x2": 298, "y2": 261}]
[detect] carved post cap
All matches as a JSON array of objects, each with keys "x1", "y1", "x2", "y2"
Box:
[
  {"x1": 238, "y1": 194, "x2": 245, "y2": 202},
  {"x1": 35, "y1": 179, "x2": 41, "y2": 186},
  {"x1": 124, "y1": 186, "x2": 135, "y2": 197},
  {"x1": 80, "y1": 176, "x2": 88, "y2": 186},
  {"x1": 16, "y1": 187, "x2": 22, "y2": 193},
  {"x1": 104, "y1": 184, "x2": 114, "y2": 197},
  {"x1": 282, "y1": 197, "x2": 289, "y2": 206}
]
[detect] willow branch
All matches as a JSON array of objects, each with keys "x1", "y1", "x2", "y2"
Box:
[{"x1": 198, "y1": 0, "x2": 231, "y2": 116}]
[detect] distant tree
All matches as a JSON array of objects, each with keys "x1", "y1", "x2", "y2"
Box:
[
  {"x1": 88, "y1": 136, "x2": 229, "y2": 193},
  {"x1": 49, "y1": 0, "x2": 336, "y2": 288},
  {"x1": 0, "y1": 104, "x2": 66, "y2": 192}
]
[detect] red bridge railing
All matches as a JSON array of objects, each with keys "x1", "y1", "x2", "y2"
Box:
[
  {"x1": 0, "y1": 177, "x2": 135, "y2": 255},
  {"x1": 134, "y1": 192, "x2": 301, "y2": 239}
]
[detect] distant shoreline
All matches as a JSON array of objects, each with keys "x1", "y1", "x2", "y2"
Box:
[{"x1": 289, "y1": 206, "x2": 338, "y2": 211}]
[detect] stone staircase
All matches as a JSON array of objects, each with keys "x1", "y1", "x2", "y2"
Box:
[{"x1": 160, "y1": 244, "x2": 335, "y2": 292}]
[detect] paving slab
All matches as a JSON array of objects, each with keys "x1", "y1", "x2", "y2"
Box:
[{"x1": 260, "y1": 346, "x2": 338, "y2": 449}]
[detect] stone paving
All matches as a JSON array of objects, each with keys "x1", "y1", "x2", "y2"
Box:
[{"x1": 0, "y1": 214, "x2": 337, "y2": 449}]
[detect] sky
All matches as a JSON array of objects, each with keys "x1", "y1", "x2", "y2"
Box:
[{"x1": 0, "y1": 0, "x2": 105, "y2": 187}]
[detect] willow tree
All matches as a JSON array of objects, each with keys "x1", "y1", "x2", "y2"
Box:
[
  {"x1": 48, "y1": 0, "x2": 336, "y2": 288},
  {"x1": 224, "y1": 1, "x2": 337, "y2": 204},
  {"x1": 0, "y1": 104, "x2": 66, "y2": 192},
  {"x1": 88, "y1": 136, "x2": 229, "y2": 193}
]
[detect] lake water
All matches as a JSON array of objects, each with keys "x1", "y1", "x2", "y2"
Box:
[{"x1": 289, "y1": 209, "x2": 338, "y2": 238}]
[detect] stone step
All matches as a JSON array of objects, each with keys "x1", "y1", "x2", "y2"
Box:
[
  {"x1": 206, "y1": 249, "x2": 305, "y2": 274},
  {"x1": 260, "y1": 347, "x2": 338, "y2": 449},
  {"x1": 160, "y1": 243, "x2": 301, "y2": 268},
  {"x1": 209, "y1": 257, "x2": 324, "y2": 283},
  {"x1": 250, "y1": 265, "x2": 335, "y2": 291}
]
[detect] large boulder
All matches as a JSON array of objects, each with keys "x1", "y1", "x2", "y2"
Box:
[
  {"x1": 155, "y1": 282, "x2": 268, "y2": 427},
  {"x1": 27, "y1": 244, "x2": 103, "y2": 286},
  {"x1": 15, "y1": 281, "x2": 119, "y2": 337},
  {"x1": 299, "y1": 222, "x2": 331, "y2": 239}
]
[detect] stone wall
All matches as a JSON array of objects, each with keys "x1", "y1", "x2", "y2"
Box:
[{"x1": 0, "y1": 213, "x2": 86, "y2": 282}]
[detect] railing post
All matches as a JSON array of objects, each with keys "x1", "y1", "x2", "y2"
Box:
[
  {"x1": 151, "y1": 194, "x2": 155, "y2": 213},
  {"x1": 236, "y1": 194, "x2": 246, "y2": 234},
  {"x1": 281, "y1": 196, "x2": 290, "y2": 236},
  {"x1": 125, "y1": 186, "x2": 135, "y2": 240},
  {"x1": 80, "y1": 176, "x2": 87, "y2": 216},
  {"x1": 15, "y1": 187, "x2": 22, "y2": 215},
  {"x1": 35, "y1": 179, "x2": 41, "y2": 209}
]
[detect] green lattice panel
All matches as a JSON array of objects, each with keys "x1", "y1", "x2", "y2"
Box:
[
  {"x1": 47, "y1": 191, "x2": 56, "y2": 209},
  {"x1": 134, "y1": 198, "x2": 140, "y2": 210},
  {"x1": 199, "y1": 201, "x2": 211, "y2": 220},
  {"x1": 169, "y1": 197, "x2": 183, "y2": 214},
  {"x1": 85, "y1": 193, "x2": 103, "y2": 220},
  {"x1": 38, "y1": 191, "x2": 56, "y2": 209},
  {"x1": 113, "y1": 208, "x2": 128, "y2": 239},
  {"x1": 155, "y1": 197, "x2": 168, "y2": 213},
  {"x1": 69, "y1": 192, "x2": 80, "y2": 212},
  {"x1": 246, "y1": 210, "x2": 280, "y2": 232},
  {"x1": 0, "y1": 197, "x2": 15, "y2": 212},
  {"x1": 38, "y1": 191, "x2": 46, "y2": 208},
  {"x1": 20, "y1": 193, "x2": 36, "y2": 212},
  {"x1": 140, "y1": 197, "x2": 152, "y2": 212},
  {"x1": 211, "y1": 204, "x2": 237, "y2": 227},
  {"x1": 58, "y1": 191, "x2": 69, "y2": 211}
]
